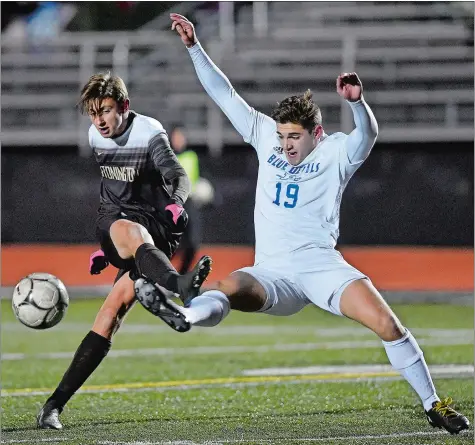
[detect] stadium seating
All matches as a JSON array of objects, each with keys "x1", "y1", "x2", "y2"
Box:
[{"x1": 1, "y1": 1, "x2": 473, "y2": 151}]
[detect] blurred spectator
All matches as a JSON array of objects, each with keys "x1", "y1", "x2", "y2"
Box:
[
  {"x1": 26, "y1": 2, "x2": 76, "y2": 45},
  {"x1": 1, "y1": 2, "x2": 38, "y2": 31},
  {"x1": 2, "y1": 1, "x2": 77, "y2": 46},
  {"x1": 170, "y1": 126, "x2": 214, "y2": 274}
]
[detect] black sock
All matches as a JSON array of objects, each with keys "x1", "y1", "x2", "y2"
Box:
[
  {"x1": 134, "y1": 243, "x2": 180, "y2": 292},
  {"x1": 46, "y1": 331, "x2": 111, "y2": 411}
]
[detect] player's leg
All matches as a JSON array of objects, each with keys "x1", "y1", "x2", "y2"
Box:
[
  {"x1": 134, "y1": 269, "x2": 268, "y2": 333},
  {"x1": 109, "y1": 218, "x2": 211, "y2": 301},
  {"x1": 178, "y1": 271, "x2": 266, "y2": 326},
  {"x1": 135, "y1": 270, "x2": 267, "y2": 330},
  {"x1": 175, "y1": 266, "x2": 308, "y2": 327},
  {"x1": 37, "y1": 270, "x2": 135, "y2": 429},
  {"x1": 339, "y1": 278, "x2": 469, "y2": 434}
]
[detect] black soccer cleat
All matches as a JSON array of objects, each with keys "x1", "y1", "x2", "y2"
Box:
[
  {"x1": 37, "y1": 400, "x2": 63, "y2": 430},
  {"x1": 177, "y1": 255, "x2": 213, "y2": 307},
  {"x1": 425, "y1": 397, "x2": 470, "y2": 435},
  {"x1": 134, "y1": 278, "x2": 191, "y2": 332}
]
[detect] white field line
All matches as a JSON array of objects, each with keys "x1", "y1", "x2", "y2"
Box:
[
  {"x1": 1, "y1": 430, "x2": 470, "y2": 445},
  {"x1": 2, "y1": 322, "x2": 473, "y2": 338},
  {"x1": 2, "y1": 336, "x2": 472, "y2": 361},
  {"x1": 243, "y1": 363, "x2": 474, "y2": 376},
  {"x1": 0, "y1": 377, "x2": 405, "y2": 398},
  {"x1": 1, "y1": 439, "x2": 70, "y2": 444},
  {"x1": 2, "y1": 364, "x2": 471, "y2": 398},
  {"x1": 95, "y1": 430, "x2": 460, "y2": 444}
]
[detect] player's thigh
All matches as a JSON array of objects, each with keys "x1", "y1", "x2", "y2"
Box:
[
  {"x1": 110, "y1": 219, "x2": 154, "y2": 257},
  {"x1": 339, "y1": 279, "x2": 404, "y2": 341},
  {"x1": 231, "y1": 267, "x2": 309, "y2": 316},
  {"x1": 92, "y1": 271, "x2": 136, "y2": 339},
  {"x1": 96, "y1": 212, "x2": 138, "y2": 269},
  {"x1": 97, "y1": 209, "x2": 174, "y2": 265},
  {"x1": 296, "y1": 250, "x2": 367, "y2": 316}
]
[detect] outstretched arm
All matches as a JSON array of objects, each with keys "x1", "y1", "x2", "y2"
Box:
[
  {"x1": 336, "y1": 73, "x2": 378, "y2": 165},
  {"x1": 170, "y1": 13, "x2": 274, "y2": 148}
]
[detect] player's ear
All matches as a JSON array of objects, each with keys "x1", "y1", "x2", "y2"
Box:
[
  {"x1": 313, "y1": 124, "x2": 323, "y2": 140},
  {"x1": 120, "y1": 99, "x2": 130, "y2": 114}
]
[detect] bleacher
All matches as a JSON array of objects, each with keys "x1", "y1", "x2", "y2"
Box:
[{"x1": 1, "y1": 1, "x2": 473, "y2": 152}]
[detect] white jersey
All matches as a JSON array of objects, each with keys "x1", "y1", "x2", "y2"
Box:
[
  {"x1": 252, "y1": 129, "x2": 359, "y2": 264},
  {"x1": 187, "y1": 43, "x2": 378, "y2": 266}
]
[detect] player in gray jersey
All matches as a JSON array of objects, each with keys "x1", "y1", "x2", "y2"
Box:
[
  {"x1": 37, "y1": 72, "x2": 212, "y2": 429},
  {"x1": 158, "y1": 13, "x2": 467, "y2": 435}
]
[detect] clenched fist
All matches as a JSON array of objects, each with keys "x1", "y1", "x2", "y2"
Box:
[{"x1": 336, "y1": 72, "x2": 363, "y2": 102}]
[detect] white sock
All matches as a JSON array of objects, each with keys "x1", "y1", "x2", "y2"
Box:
[
  {"x1": 383, "y1": 328, "x2": 439, "y2": 411},
  {"x1": 181, "y1": 290, "x2": 230, "y2": 327}
]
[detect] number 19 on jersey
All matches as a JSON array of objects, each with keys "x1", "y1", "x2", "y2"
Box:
[{"x1": 273, "y1": 182, "x2": 299, "y2": 208}]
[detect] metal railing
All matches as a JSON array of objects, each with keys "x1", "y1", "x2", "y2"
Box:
[{"x1": 1, "y1": 2, "x2": 473, "y2": 154}]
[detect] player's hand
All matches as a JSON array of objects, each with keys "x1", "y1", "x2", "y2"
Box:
[
  {"x1": 170, "y1": 13, "x2": 197, "y2": 48},
  {"x1": 336, "y1": 72, "x2": 363, "y2": 102},
  {"x1": 165, "y1": 203, "x2": 189, "y2": 232},
  {"x1": 89, "y1": 249, "x2": 109, "y2": 275}
]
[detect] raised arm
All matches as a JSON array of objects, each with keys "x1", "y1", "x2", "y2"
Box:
[
  {"x1": 170, "y1": 13, "x2": 275, "y2": 148},
  {"x1": 336, "y1": 72, "x2": 379, "y2": 166}
]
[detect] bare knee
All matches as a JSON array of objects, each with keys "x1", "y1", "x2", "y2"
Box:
[
  {"x1": 340, "y1": 279, "x2": 405, "y2": 342},
  {"x1": 110, "y1": 220, "x2": 154, "y2": 259},
  {"x1": 206, "y1": 276, "x2": 242, "y2": 296},
  {"x1": 207, "y1": 272, "x2": 267, "y2": 312},
  {"x1": 375, "y1": 312, "x2": 405, "y2": 342}
]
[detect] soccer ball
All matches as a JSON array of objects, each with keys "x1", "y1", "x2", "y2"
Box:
[{"x1": 12, "y1": 273, "x2": 69, "y2": 329}]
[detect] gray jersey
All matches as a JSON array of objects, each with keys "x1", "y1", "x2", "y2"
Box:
[{"x1": 89, "y1": 112, "x2": 190, "y2": 215}]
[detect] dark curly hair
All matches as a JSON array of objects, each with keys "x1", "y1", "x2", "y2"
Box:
[{"x1": 270, "y1": 90, "x2": 322, "y2": 134}]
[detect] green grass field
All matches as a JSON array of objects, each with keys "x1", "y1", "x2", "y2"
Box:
[{"x1": 1, "y1": 298, "x2": 473, "y2": 445}]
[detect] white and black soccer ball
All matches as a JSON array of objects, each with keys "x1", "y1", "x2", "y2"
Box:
[{"x1": 12, "y1": 273, "x2": 69, "y2": 330}]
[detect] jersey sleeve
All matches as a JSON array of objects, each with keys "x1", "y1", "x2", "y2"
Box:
[
  {"x1": 338, "y1": 99, "x2": 378, "y2": 181},
  {"x1": 187, "y1": 42, "x2": 276, "y2": 155},
  {"x1": 149, "y1": 132, "x2": 191, "y2": 206}
]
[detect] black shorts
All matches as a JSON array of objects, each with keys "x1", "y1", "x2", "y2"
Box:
[{"x1": 95, "y1": 206, "x2": 181, "y2": 275}]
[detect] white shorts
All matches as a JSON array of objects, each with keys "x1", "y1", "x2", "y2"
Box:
[{"x1": 235, "y1": 246, "x2": 368, "y2": 317}]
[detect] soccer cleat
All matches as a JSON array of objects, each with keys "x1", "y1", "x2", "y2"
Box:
[
  {"x1": 177, "y1": 255, "x2": 213, "y2": 307},
  {"x1": 37, "y1": 401, "x2": 63, "y2": 430},
  {"x1": 134, "y1": 278, "x2": 191, "y2": 332},
  {"x1": 425, "y1": 397, "x2": 470, "y2": 435}
]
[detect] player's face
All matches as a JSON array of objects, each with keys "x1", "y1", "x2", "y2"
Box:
[
  {"x1": 276, "y1": 123, "x2": 322, "y2": 165},
  {"x1": 88, "y1": 98, "x2": 129, "y2": 138}
]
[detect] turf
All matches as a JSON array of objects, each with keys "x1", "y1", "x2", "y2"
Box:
[{"x1": 1, "y1": 299, "x2": 473, "y2": 444}]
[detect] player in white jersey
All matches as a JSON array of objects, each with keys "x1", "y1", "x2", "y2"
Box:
[{"x1": 144, "y1": 13, "x2": 470, "y2": 435}]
